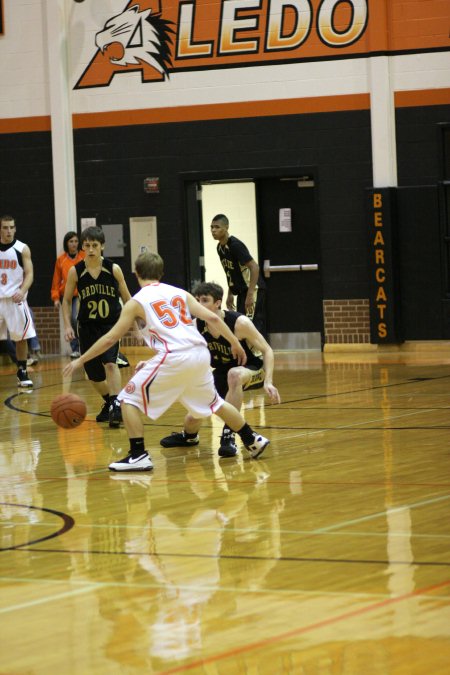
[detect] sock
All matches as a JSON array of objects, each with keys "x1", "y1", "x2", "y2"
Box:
[
  {"x1": 236, "y1": 423, "x2": 255, "y2": 446},
  {"x1": 183, "y1": 430, "x2": 198, "y2": 439},
  {"x1": 17, "y1": 360, "x2": 27, "y2": 371},
  {"x1": 129, "y1": 437, "x2": 145, "y2": 458}
]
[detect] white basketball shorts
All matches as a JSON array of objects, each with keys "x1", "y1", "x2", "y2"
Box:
[
  {"x1": 0, "y1": 297, "x2": 36, "y2": 341},
  {"x1": 118, "y1": 345, "x2": 224, "y2": 420}
]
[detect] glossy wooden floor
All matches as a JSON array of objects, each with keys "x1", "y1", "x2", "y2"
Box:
[{"x1": 1, "y1": 348, "x2": 449, "y2": 674}]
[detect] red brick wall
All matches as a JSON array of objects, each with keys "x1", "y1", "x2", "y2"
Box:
[
  {"x1": 32, "y1": 298, "x2": 372, "y2": 354},
  {"x1": 323, "y1": 299, "x2": 370, "y2": 344},
  {"x1": 32, "y1": 306, "x2": 140, "y2": 355}
]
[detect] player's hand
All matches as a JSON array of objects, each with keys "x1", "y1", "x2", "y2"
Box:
[
  {"x1": 135, "y1": 360, "x2": 147, "y2": 372},
  {"x1": 63, "y1": 359, "x2": 82, "y2": 377},
  {"x1": 244, "y1": 290, "x2": 255, "y2": 314},
  {"x1": 64, "y1": 328, "x2": 75, "y2": 342},
  {"x1": 264, "y1": 383, "x2": 281, "y2": 404},
  {"x1": 54, "y1": 300, "x2": 61, "y2": 309},
  {"x1": 231, "y1": 342, "x2": 247, "y2": 366},
  {"x1": 226, "y1": 291, "x2": 235, "y2": 310},
  {"x1": 12, "y1": 290, "x2": 24, "y2": 303}
]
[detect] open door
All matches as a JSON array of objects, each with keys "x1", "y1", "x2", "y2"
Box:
[{"x1": 256, "y1": 176, "x2": 324, "y2": 349}]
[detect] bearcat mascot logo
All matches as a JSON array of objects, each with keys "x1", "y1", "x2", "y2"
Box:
[{"x1": 75, "y1": 2, "x2": 174, "y2": 89}]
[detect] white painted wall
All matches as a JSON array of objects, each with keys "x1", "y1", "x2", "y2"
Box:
[
  {"x1": 0, "y1": 1, "x2": 448, "y2": 120},
  {"x1": 201, "y1": 183, "x2": 258, "y2": 295}
]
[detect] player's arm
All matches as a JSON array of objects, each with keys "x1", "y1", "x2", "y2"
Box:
[
  {"x1": 63, "y1": 300, "x2": 144, "y2": 376},
  {"x1": 186, "y1": 293, "x2": 247, "y2": 366},
  {"x1": 13, "y1": 244, "x2": 34, "y2": 302},
  {"x1": 113, "y1": 263, "x2": 132, "y2": 304},
  {"x1": 113, "y1": 263, "x2": 142, "y2": 338},
  {"x1": 235, "y1": 316, "x2": 281, "y2": 404},
  {"x1": 62, "y1": 267, "x2": 78, "y2": 339},
  {"x1": 243, "y1": 258, "x2": 259, "y2": 311},
  {"x1": 51, "y1": 258, "x2": 62, "y2": 307}
]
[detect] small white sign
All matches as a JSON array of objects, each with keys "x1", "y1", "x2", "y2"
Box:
[
  {"x1": 279, "y1": 208, "x2": 292, "y2": 232},
  {"x1": 81, "y1": 217, "x2": 96, "y2": 228}
]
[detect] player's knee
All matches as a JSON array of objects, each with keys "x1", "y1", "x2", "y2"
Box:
[{"x1": 227, "y1": 368, "x2": 243, "y2": 389}]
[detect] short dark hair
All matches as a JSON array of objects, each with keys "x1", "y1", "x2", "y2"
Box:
[
  {"x1": 63, "y1": 231, "x2": 79, "y2": 253},
  {"x1": 192, "y1": 281, "x2": 224, "y2": 302},
  {"x1": 81, "y1": 226, "x2": 105, "y2": 245},
  {"x1": 1, "y1": 215, "x2": 15, "y2": 225},
  {"x1": 211, "y1": 214, "x2": 229, "y2": 227},
  {"x1": 134, "y1": 251, "x2": 164, "y2": 280}
]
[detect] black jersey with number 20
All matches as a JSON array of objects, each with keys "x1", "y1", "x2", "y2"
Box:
[{"x1": 75, "y1": 257, "x2": 121, "y2": 325}]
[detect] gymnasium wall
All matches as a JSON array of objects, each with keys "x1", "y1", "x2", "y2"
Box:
[{"x1": 0, "y1": 0, "x2": 449, "y2": 347}]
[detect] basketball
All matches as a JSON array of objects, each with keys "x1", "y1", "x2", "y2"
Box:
[{"x1": 51, "y1": 393, "x2": 87, "y2": 429}]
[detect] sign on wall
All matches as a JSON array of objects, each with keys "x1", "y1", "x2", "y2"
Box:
[
  {"x1": 367, "y1": 188, "x2": 403, "y2": 344},
  {"x1": 74, "y1": 0, "x2": 450, "y2": 90},
  {"x1": 76, "y1": 0, "x2": 371, "y2": 88}
]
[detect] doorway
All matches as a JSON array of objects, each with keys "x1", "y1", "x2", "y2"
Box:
[{"x1": 184, "y1": 170, "x2": 324, "y2": 349}]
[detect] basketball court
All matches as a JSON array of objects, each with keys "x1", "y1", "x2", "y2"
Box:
[{"x1": 0, "y1": 348, "x2": 449, "y2": 673}]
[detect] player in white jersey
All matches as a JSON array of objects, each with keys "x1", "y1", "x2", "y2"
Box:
[
  {"x1": 0, "y1": 215, "x2": 36, "y2": 388},
  {"x1": 63, "y1": 251, "x2": 270, "y2": 471}
]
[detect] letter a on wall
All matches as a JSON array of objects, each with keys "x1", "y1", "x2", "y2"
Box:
[{"x1": 75, "y1": 1, "x2": 175, "y2": 89}]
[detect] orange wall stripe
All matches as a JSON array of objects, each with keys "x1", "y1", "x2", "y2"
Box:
[
  {"x1": 72, "y1": 94, "x2": 371, "y2": 129},
  {"x1": 0, "y1": 116, "x2": 51, "y2": 134},
  {"x1": 0, "y1": 89, "x2": 448, "y2": 135},
  {"x1": 395, "y1": 88, "x2": 450, "y2": 108}
]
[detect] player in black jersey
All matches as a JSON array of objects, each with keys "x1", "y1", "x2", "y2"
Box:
[
  {"x1": 211, "y1": 214, "x2": 267, "y2": 336},
  {"x1": 62, "y1": 226, "x2": 133, "y2": 428},
  {"x1": 160, "y1": 282, "x2": 280, "y2": 457}
]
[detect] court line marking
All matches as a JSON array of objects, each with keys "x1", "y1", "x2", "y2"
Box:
[
  {"x1": 3, "y1": 518, "x2": 449, "y2": 539},
  {"x1": 159, "y1": 578, "x2": 450, "y2": 675},
  {"x1": 1, "y1": 575, "x2": 450, "y2": 607},
  {"x1": 313, "y1": 493, "x2": 450, "y2": 534},
  {"x1": 0, "y1": 584, "x2": 101, "y2": 615}
]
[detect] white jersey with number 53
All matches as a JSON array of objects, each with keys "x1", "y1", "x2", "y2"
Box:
[{"x1": 133, "y1": 282, "x2": 206, "y2": 353}]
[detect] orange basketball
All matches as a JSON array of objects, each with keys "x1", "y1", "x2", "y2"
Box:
[{"x1": 51, "y1": 393, "x2": 87, "y2": 429}]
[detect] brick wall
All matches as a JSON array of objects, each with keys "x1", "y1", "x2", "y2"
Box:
[
  {"x1": 32, "y1": 307, "x2": 139, "y2": 355},
  {"x1": 33, "y1": 298, "x2": 371, "y2": 354},
  {"x1": 323, "y1": 299, "x2": 370, "y2": 345}
]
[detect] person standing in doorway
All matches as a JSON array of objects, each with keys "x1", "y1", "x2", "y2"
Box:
[
  {"x1": 211, "y1": 213, "x2": 267, "y2": 336},
  {"x1": 51, "y1": 231, "x2": 85, "y2": 358},
  {"x1": 0, "y1": 215, "x2": 36, "y2": 388},
  {"x1": 62, "y1": 226, "x2": 133, "y2": 428}
]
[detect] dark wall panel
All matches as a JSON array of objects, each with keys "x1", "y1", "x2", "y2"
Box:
[
  {"x1": 74, "y1": 110, "x2": 373, "y2": 299},
  {"x1": 0, "y1": 131, "x2": 55, "y2": 307},
  {"x1": 397, "y1": 186, "x2": 442, "y2": 339}
]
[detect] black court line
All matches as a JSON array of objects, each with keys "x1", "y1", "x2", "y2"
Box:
[
  {"x1": 0, "y1": 504, "x2": 74, "y2": 552},
  {"x1": 4, "y1": 545, "x2": 450, "y2": 568}
]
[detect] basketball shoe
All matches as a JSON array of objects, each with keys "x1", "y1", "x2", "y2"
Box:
[
  {"x1": 96, "y1": 401, "x2": 110, "y2": 423},
  {"x1": 109, "y1": 399, "x2": 122, "y2": 428},
  {"x1": 244, "y1": 434, "x2": 270, "y2": 459},
  {"x1": 109, "y1": 452, "x2": 153, "y2": 472},
  {"x1": 218, "y1": 431, "x2": 238, "y2": 458},
  {"x1": 160, "y1": 431, "x2": 199, "y2": 448},
  {"x1": 17, "y1": 368, "x2": 33, "y2": 388}
]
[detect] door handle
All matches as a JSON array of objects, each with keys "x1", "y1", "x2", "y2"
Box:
[{"x1": 263, "y1": 259, "x2": 318, "y2": 278}]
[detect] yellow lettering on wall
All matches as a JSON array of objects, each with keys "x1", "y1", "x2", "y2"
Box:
[
  {"x1": 374, "y1": 212, "x2": 383, "y2": 227},
  {"x1": 373, "y1": 231, "x2": 385, "y2": 246},
  {"x1": 378, "y1": 323, "x2": 387, "y2": 338},
  {"x1": 376, "y1": 287, "x2": 387, "y2": 302},
  {"x1": 375, "y1": 249, "x2": 384, "y2": 264},
  {"x1": 373, "y1": 193, "x2": 382, "y2": 208},
  {"x1": 375, "y1": 268, "x2": 385, "y2": 283}
]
